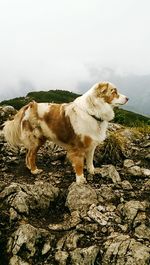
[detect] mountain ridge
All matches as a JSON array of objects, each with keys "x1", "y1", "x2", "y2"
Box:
[{"x1": 0, "y1": 89, "x2": 150, "y2": 127}]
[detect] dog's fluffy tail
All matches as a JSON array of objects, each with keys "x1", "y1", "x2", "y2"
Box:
[{"x1": 3, "y1": 112, "x2": 22, "y2": 147}]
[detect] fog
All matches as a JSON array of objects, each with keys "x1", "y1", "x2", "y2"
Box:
[{"x1": 0, "y1": 0, "x2": 150, "y2": 115}]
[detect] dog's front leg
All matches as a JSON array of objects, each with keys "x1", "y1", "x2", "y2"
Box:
[
  {"x1": 86, "y1": 145, "x2": 96, "y2": 174},
  {"x1": 68, "y1": 151, "x2": 87, "y2": 184}
]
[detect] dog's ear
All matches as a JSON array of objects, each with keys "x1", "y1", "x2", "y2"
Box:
[{"x1": 98, "y1": 82, "x2": 108, "y2": 93}]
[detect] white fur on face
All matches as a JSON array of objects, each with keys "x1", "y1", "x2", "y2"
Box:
[{"x1": 111, "y1": 93, "x2": 128, "y2": 106}]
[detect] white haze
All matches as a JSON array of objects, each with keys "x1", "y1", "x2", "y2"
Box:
[{"x1": 0, "y1": 0, "x2": 150, "y2": 114}]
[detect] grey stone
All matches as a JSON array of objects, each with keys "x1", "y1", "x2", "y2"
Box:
[
  {"x1": 76, "y1": 223, "x2": 99, "y2": 233},
  {"x1": 127, "y1": 165, "x2": 150, "y2": 177},
  {"x1": 0, "y1": 182, "x2": 59, "y2": 218},
  {"x1": 135, "y1": 224, "x2": 150, "y2": 240},
  {"x1": 103, "y1": 232, "x2": 150, "y2": 265},
  {"x1": 142, "y1": 179, "x2": 150, "y2": 190},
  {"x1": 122, "y1": 200, "x2": 147, "y2": 224},
  {"x1": 121, "y1": 180, "x2": 133, "y2": 190},
  {"x1": 97, "y1": 185, "x2": 117, "y2": 202},
  {"x1": 123, "y1": 159, "x2": 135, "y2": 168},
  {"x1": 9, "y1": 255, "x2": 30, "y2": 265},
  {"x1": 7, "y1": 224, "x2": 52, "y2": 259},
  {"x1": 55, "y1": 250, "x2": 69, "y2": 265},
  {"x1": 95, "y1": 165, "x2": 121, "y2": 183},
  {"x1": 87, "y1": 204, "x2": 116, "y2": 226},
  {"x1": 134, "y1": 212, "x2": 147, "y2": 227},
  {"x1": 145, "y1": 154, "x2": 150, "y2": 160},
  {"x1": 66, "y1": 183, "x2": 98, "y2": 217},
  {"x1": 65, "y1": 231, "x2": 83, "y2": 251},
  {"x1": 70, "y1": 245, "x2": 99, "y2": 265},
  {"x1": 48, "y1": 211, "x2": 81, "y2": 231}
]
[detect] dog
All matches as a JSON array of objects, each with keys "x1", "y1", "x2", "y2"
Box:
[{"x1": 3, "y1": 82, "x2": 128, "y2": 184}]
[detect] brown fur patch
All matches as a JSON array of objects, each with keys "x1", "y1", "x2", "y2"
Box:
[
  {"x1": 43, "y1": 104, "x2": 78, "y2": 145},
  {"x1": 68, "y1": 150, "x2": 85, "y2": 176},
  {"x1": 43, "y1": 105, "x2": 93, "y2": 162},
  {"x1": 84, "y1": 136, "x2": 92, "y2": 148},
  {"x1": 22, "y1": 120, "x2": 33, "y2": 132}
]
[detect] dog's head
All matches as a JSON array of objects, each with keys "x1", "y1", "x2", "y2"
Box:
[{"x1": 93, "y1": 82, "x2": 128, "y2": 107}]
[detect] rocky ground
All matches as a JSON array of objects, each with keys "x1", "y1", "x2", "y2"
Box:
[{"x1": 0, "y1": 107, "x2": 150, "y2": 265}]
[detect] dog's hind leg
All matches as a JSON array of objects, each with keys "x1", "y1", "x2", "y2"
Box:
[
  {"x1": 26, "y1": 147, "x2": 43, "y2": 174},
  {"x1": 26, "y1": 149, "x2": 31, "y2": 170},
  {"x1": 25, "y1": 136, "x2": 46, "y2": 174}
]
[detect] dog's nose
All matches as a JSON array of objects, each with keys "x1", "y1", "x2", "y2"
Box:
[{"x1": 126, "y1": 97, "x2": 129, "y2": 102}]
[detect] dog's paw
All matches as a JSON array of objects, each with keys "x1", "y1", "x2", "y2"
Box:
[
  {"x1": 76, "y1": 175, "x2": 87, "y2": 185},
  {"x1": 87, "y1": 166, "x2": 95, "y2": 175},
  {"x1": 31, "y1": 168, "x2": 43, "y2": 175}
]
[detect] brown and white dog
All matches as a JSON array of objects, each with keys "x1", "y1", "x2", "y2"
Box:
[{"x1": 3, "y1": 82, "x2": 128, "y2": 184}]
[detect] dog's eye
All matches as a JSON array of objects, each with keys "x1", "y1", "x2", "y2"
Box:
[{"x1": 111, "y1": 88, "x2": 117, "y2": 94}]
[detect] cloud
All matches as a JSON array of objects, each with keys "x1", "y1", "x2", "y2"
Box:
[
  {"x1": 0, "y1": 80, "x2": 36, "y2": 101},
  {"x1": 77, "y1": 65, "x2": 150, "y2": 116}
]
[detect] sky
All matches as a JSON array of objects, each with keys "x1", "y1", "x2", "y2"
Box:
[{"x1": 0, "y1": 0, "x2": 150, "y2": 114}]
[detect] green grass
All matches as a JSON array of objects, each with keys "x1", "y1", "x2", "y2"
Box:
[
  {"x1": 0, "y1": 90, "x2": 79, "y2": 110},
  {"x1": 114, "y1": 108, "x2": 150, "y2": 127}
]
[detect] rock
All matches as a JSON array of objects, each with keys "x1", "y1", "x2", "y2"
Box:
[
  {"x1": 97, "y1": 185, "x2": 118, "y2": 202},
  {"x1": 42, "y1": 240, "x2": 51, "y2": 255},
  {"x1": 123, "y1": 159, "x2": 135, "y2": 168},
  {"x1": 127, "y1": 165, "x2": 142, "y2": 176},
  {"x1": 7, "y1": 224, "x2": 53, "y2": 259},
  {"x1": 0, "y1": 181, "x2": 6, "y2": 192},
  {"x1": 126, "y1": 165, "x2": 150, "y2": 177},
  {"x1": 88, "y1": 205, "x2": 107, "y2": 226},
  {"x1": 145, "y1": 154, "x2": 150, "y2": 160},
  {"x1": 95, "y1": 165, "x2": 121, "y2": 183},
  {"x1": 65, "y1": 231, "x2": 83, "y2": 251},
  {"x1": 121, "y1": 200, "x2": 148, "y2": 225},
  {"x1": 27, "y1": 183, "x2": 99, "y2": 233},
  {"x1": 141, "y1": 168, "x2": 150, "y2": 176},
  {"x1": 121, "y1": 180, "x2": 133, "y2": 190},
  {"x1": 1, "y1": 111, "x2": 150, "y2": 264},
  {"x1": 70, "y1": 245, "x2": 99, "y2": 265},
  {"x1": 2, "y1": 105, "x2": 16, "y2": 113},
  {"x1": 134, "y1": 212, "x2": 147, "y2": 227},
  {"x1": 9, "y1": 207, "x2": 18, "y2": 222},
  {"x1": 129, "y1": 239, "x2": 150, "y2": 264},
  {"x1": 76, "y1": 223, "x2": 99, "y2": 233},
  {"x1": 11, "y1": 191, "x2": 29, "y2": 214},
  {"x1": 142, "y1": 179, "x2": 150, "y2": 190},
  {"x1": 0, "y1": 105, "x2": 16, "y2": 128},
  {"x1": 55, "y1": 231, "x2": 85, "y2": 264},
  {"x1": 103, "y1": 232, "x2": 150, "y2": 265},
  {"x1": 0, "y1": 182, "x2": 59, "y2": 217},
  {"x1": 135, "y1": 224, "x2": 150, "y2": 240},
  {"x1": 87, "y1": 204, "x2": 117, "y2": 226},
  {"x1": 143, "y1": 142, "x2": 150, "y2": 148},
  {"x1": 108, "y1": 123, "x2": 123, "y2": 131},
  {"x1": 48, "y1": 211, "x2": 81, "y2": 231},
  {"x1": 55, "y1": 250, "x2": 69, "y2": 265},
  {"x1": 9, "y1": 255, "x2": 30, "y2": 265},
  {"x1": 66, "y1": 183, "x2": 98, "y2": 217}
]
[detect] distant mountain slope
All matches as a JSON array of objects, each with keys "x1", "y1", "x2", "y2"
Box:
[
  {"x1": 0, "y1": 89, "x2": 150, "y2": 127},
  {"x1": 0, "y1": 90, "x2": 79, "y2": 110}
]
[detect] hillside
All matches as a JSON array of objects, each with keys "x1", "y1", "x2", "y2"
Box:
[
  {"x1": 0, "y1": 89, "x2": 150, "y2": 127},
  {"x1": 0, "y1": 90, "x2": 79, "y2": 110}
]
